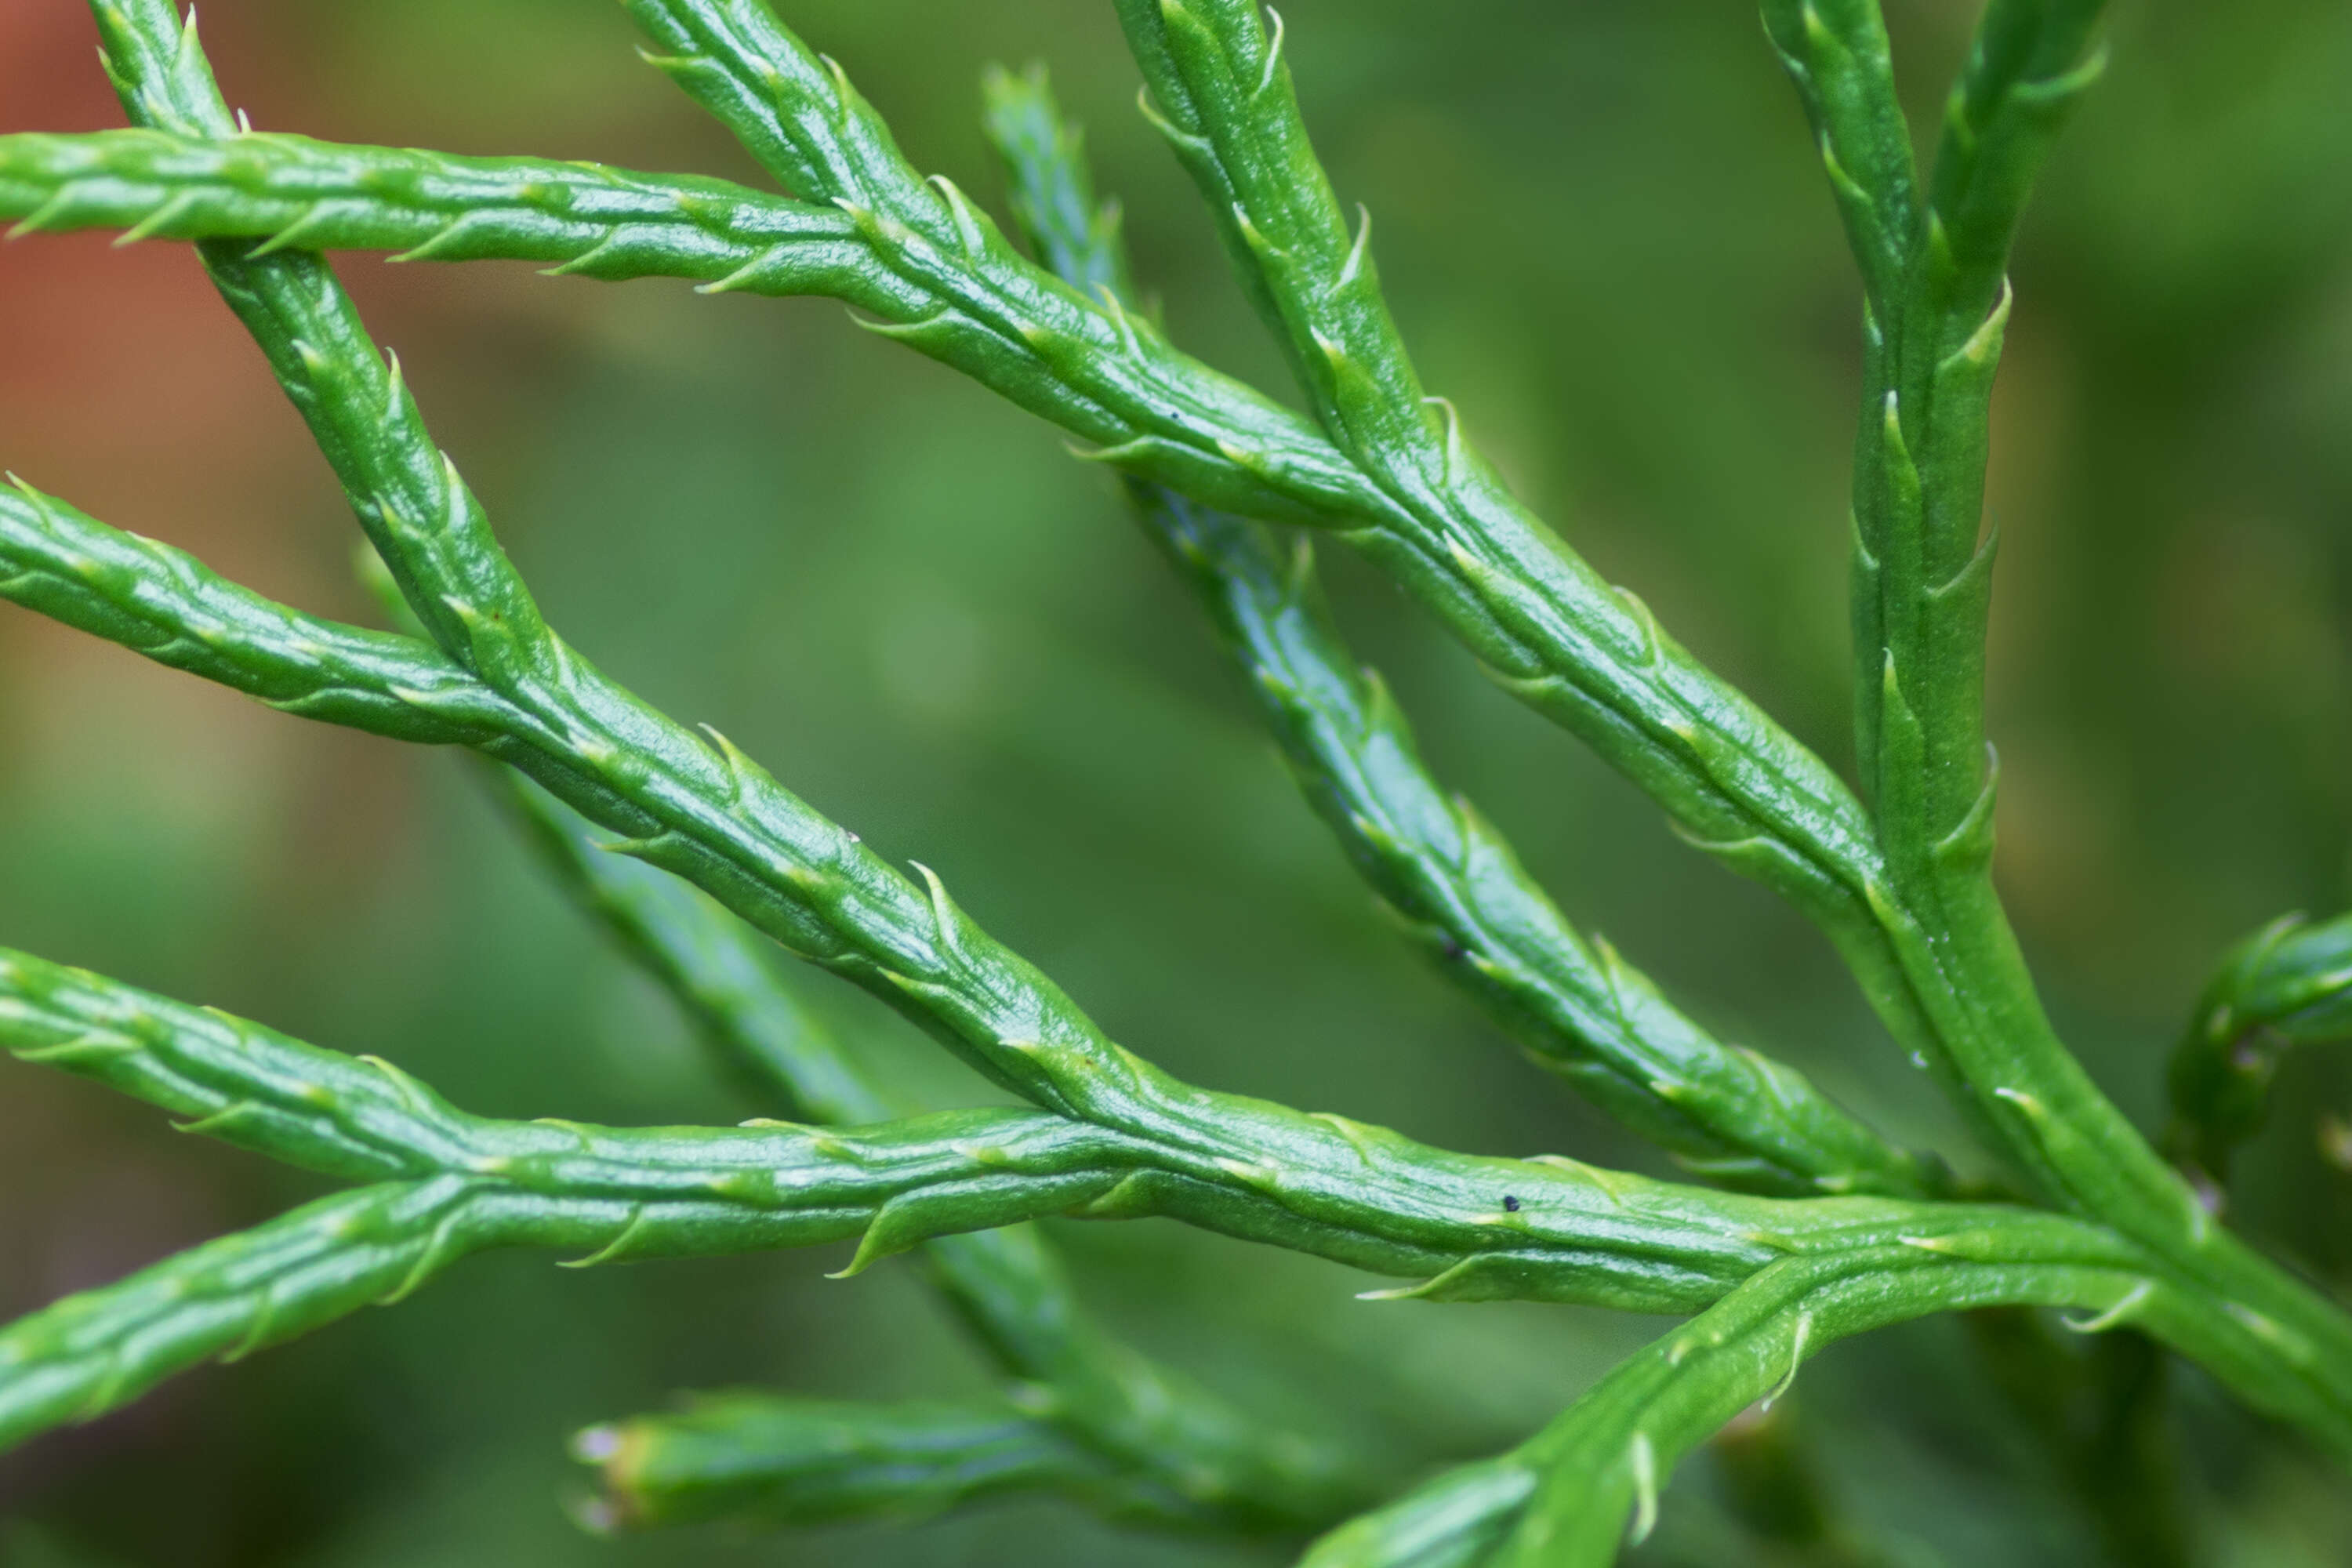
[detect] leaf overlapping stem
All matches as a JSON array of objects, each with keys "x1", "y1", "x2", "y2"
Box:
[
  {"x1": 1094, "y1": 0, "x2": 1937, "y2": 1036},
  {"x1": 1663, "y1": 29, "x2": 2352, "y2": 1523},
  {"x1": 20, "y1": 442, "x2": 2334, "y2": 1513},
  {"x1": 498, "y1": 782, "x2": 1369, "y2": 1531},
  {"x1": 1112, "y1": 0, "x2": 2352, "y2": 1450},
  {"x1": 0, "y1": 83, "x2": 1932, "y2": 1085},
  {"x1": 1748, "y1": 2, "x2": 2352, "y2": 1541},
  {"x1": 5, "y1": 2, "x2": 1907, "y2": 1328},
  {"x1": 0, "y1": 942, "x2": 2140, "y2": 1453},
  {"x1": 0, "y1": 103, "x2": 1938, "y2": 1189},
  {"x1": 1763, "y1": 0, "x2": 2124, "y2": 1206},
  {"x1": 2, "y1": 9, "x2": 2311, "y2": 1307},
  {"x1": 1755, "y1": 10, "x2": 2229, "y2": 1555},
  {"x1": 1760, "y1": 0, "x2": 1920, "y2": 320},
  {"x1": 0, "y1": 0, "x2": 2344, "y2": 1559},
  {"x1": 0, "y1": 50, "x2": 1947, "y2": 1207},
  {"x1": 9, "y1": 10, "x2": 1956, "y2": 1086},
  {"x1": 978, "y1": 63, "x2": 1942, "y2": 1203},
  {"x1": 0, "y1": 483, "x2": 1877, "y2": 1304}
]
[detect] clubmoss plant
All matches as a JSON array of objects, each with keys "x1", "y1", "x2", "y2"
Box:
[{"x1": 0, "y1": 1, "x2": 2347, "y2": 1562}]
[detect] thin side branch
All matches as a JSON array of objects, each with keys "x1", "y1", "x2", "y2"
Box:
[
  {"x1": 0, "y1": 943, "x2": 2114, "y2": 1455},
  {"x1": 979, "y1": 62, "x2": 1944, "y2": 1204},
  {"x1": 496, "y1": 782, "x2": 1370, "y2": 1530}
]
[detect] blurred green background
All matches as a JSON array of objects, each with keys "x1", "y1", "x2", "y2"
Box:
[{"x1": 2, "y1": 0, "x2": 2348, "y2": 1563}]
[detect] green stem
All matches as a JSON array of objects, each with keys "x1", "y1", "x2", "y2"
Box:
[
  {"x1": 575, "y1": 1393, "x2": 1131, "y2": 1530},
  {"x1": 1104, "y1": 0, "x2": 1962, "y2": 1145},
  {"x1": 0, "y1": 116, "x2": 1922, "y2": 1071},
  {"x1": 1310, "y1": 1232, "x2": 2343, "y2": 1567},
  {"x1": 1745, "y1": 0, "x2": 2352, "y2": 1475},
  {"x1": 623, "y1": 0, "x2": 1955, "y2": 1078},
  {"x1": 979, "y1": 61, "x2": 1942, "y2": 1203},
  {"x1": 1759, "y1": 0, "x2": 1922, "y2": 318},
  {"x1": 495, "y1": 779, "x2": 1370, "y2": 1530},
  {"x1": 7, "y1": 942, "x2": 1943, "y2": 1315},
  {"x1": 1842, "y1": 0, "x2": 2107, "y2": 1215},
  {"x1": 1116, "y1": 0, "x2": 2352, "y2": 1437},
  {"x1": 1, "y1": 942, "x2": 2147, "y2": 1460},
  {"x1": 4, "y1": 0, "x2": 2346, "y2": 1464},
  {"x1": 23, "y1": 3, "x2": 1957, "y2": 1385},
  {"x1": 0, "y1": 10, "x2": 2337, "y2": 1552}
]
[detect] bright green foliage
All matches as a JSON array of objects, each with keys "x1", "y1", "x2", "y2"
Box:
[
  {"x1": 1327, "y1": 1240, "x2": 2151, "y2": 1566},
  {"x1": 2169, "y1": 912, "x2": 2352, "y2": 1191},
  {"x1": 979, "y1": 64, "x2": 1944, "y2": 1206},
  {"x1": 577, "y1": 1395, "x2": 1134, "y2": 1529},
  {"x1": 495, "y1": 779, "x2": 1370, "y2": 1530},
  {"x1": 1, "y1": 0, "x2": 2349, "y2": 1563}
]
